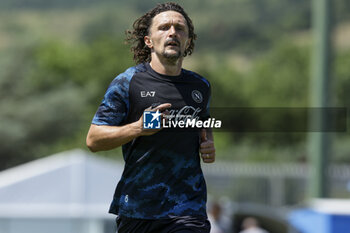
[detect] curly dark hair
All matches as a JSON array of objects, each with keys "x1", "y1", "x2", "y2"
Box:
[{"x1": 126, "y1": 2, "x2": 197, "y2": 64}]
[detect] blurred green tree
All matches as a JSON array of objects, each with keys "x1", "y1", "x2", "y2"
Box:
[{"x1": 0, "y1": 37, "x2": 133, "y2": 170}]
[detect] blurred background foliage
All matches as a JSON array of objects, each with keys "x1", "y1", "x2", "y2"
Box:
[{"x1": 0, "y1": 0, "x2": 349, "y2": 170}]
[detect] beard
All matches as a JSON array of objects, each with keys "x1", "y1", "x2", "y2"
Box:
[
  {"x1": 162, "y1": 48, "x2": 182, "y2": 61},
  {"x1": 162, "y1": 38, "x2": 183, "y2": 62}
]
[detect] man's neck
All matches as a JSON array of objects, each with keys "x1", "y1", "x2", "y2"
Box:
[{"x1": 149, "y1": 55, "x2": 183, "y2": 76}]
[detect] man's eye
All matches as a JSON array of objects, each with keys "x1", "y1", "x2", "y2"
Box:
[
  {"x1": 176, "y1": 26, "x2": 184, "y2": 31},
  {"x1": 159, "y1": 25, "x2": 169, "y2": 30}
]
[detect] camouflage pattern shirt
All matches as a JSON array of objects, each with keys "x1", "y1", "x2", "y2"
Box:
[{"x1": 92, "y1": 63, "x2": 211, "y2": 219}]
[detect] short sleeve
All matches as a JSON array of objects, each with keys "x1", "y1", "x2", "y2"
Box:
[{"x1": 92, "y1": 71, "x2": 134, "y2": 126}]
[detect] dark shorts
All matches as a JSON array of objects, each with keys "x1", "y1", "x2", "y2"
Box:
[{"x1": 116, "y1": 216, "x2": 211, "y2": 233}]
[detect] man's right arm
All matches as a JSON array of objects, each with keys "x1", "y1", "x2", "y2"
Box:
[
  {"x1": 86, "y1": 122, "x2": 142, "y2": 152},
  {"x1": 86, "y1": 103, "x2": 171, "y2": 152}
]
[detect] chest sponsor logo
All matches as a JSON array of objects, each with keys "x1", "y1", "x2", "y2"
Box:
[
  {"x1": 191, "y1": 90, "x2": 203, "y2": 103},
  {"x1": 141, "y1": 91, "x2": 156, "y2": 97},
  {"x1": 167, "y1": 106, "x2": 202, "y2": 121}
]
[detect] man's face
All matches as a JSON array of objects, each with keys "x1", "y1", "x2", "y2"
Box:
[{"x1": 145, "y1": 11, "x2": 190, "y2": 61}]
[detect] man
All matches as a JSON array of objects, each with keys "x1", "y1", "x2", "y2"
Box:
[
  {"x1": 86, "y1": 2, "x2": 215, "y2": 232},
  {"x1": 208, "y1": 201, "x2": 232, "y2": 233},
  {"x1": 239, "y1": 217, "x2": 270, "y2": 233}
]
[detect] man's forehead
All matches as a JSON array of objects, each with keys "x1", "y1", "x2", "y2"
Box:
[{"x1": 152, "y1": 11, "x2": 187, "y2": 25}]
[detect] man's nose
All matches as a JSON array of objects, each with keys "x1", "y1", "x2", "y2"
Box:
[{"x1": 168, "y1": 26, "x2": 177, "y2": 37}]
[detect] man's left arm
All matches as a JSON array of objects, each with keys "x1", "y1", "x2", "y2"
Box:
[{"x1": 199, "y1": 128, "x2": 215, "y2": 163}]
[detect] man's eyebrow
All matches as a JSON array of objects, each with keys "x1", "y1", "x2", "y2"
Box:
[{"x1": 156, "y1": 21, "x2": 186, "y2": 28}]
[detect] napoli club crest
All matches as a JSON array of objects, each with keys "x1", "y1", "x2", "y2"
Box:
[{"x1": 191, "y1": 90, "x2": 203, "y2": 103}]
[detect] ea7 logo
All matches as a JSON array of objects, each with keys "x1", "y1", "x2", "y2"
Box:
[{"x1": 141, "y1": 91, "x2": 156, "y2": 97}]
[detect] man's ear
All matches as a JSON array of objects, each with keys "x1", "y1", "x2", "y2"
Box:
[
  {"x1": 186, "y1": 38, "x2": 192, "y2": 50},
  {"x1": 144, "y1": 36, "x2": 153, "y2": 49}
]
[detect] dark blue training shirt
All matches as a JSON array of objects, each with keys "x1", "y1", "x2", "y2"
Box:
[{"x1": 92, "y1": 63, "x2": 211, "y2": 219}]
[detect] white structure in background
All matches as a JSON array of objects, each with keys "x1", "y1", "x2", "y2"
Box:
[{"x1": 0, "y1": 149, "x2": 124, "y2": 233}]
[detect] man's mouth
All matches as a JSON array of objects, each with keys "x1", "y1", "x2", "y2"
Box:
[{"x1": 165, "y1": 40, "x2": 180, "y2": 47}]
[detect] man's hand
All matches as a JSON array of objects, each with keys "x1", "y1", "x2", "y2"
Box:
[
  {"x1": 86, "y1": 103, "x2": 171, "y2": 152},
  {"x1": 199, "y1": 129, "x2": 215, "y2": 163},
  {"x1": 136, "y1": 103, "x2": 172, "y2": 136}
]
